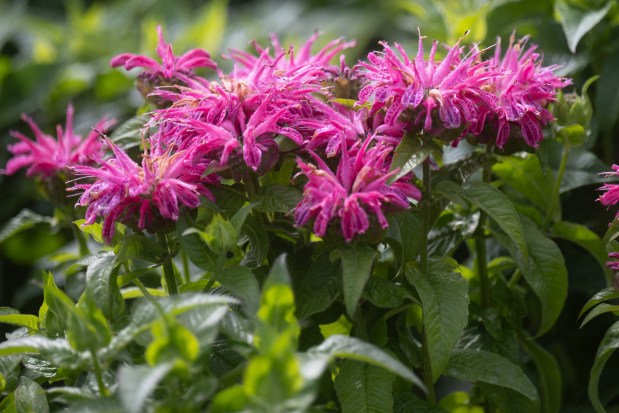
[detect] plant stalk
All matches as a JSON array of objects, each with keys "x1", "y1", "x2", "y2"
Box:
[
  {"x1": 542, "y1": 141, "x2": 570, "y2": 232},
  {"x1": 157, "y1": 231, "x2": 178, "y2": 295},
  {"x1": 90, "y1": 349, "x2": 109, "y2": 397}
]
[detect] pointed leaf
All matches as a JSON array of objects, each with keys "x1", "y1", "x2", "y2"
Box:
[
  {"x1": 85, "y1": 254, "x2": 124, "y2": 321},
  {"x1": 389, "y1": 135, "x2": 429, "y2": 182},
  {"x1": 580, "y1": 303, "x2": 619, "y2": 328},
  {"x1": 555, "y1": 0, "x2": 612, "y2": 53},
  {"x1": 405, "y1": 262, "x2": 469, "y2": 381},
  {"x1": 579, "y1": 288, "x2": 619, "y2": 319},
  {"x1": 520, "y1": 335, "x2": 562, "y2": 413},
  {"x1": 254, "y1": 184, "x2": 302, "y2": 213},
  {"x1": 216, "y1": 265, "x2": 260, "y2": 314},
  {"x1": 0, "y1": 312, "x2": 39, "y2": 331},
  {"x1": 335, "y1": 360, "x2": 394, "y2": 413},
  {"x1": 15, "y1": 376, "x2": 48, "y2": 413},
  {"x1": 589, "y1": 320, "x2": 619, "y2": 413},
  {"x1": 109, "y1": 114, "x2": 150, "y2": 151},
  {"x1": 551, "y1": 221, "x2": 609, "y2": 275},
  {"x1": 0, "y1": 209, "x2": 56, "y2": 243},
  {"x1": 339, "y1": 243, "x2": 376, "y2": 317},
  {"x1": 293, "y1": 252, "x2": 340, "y2": 319},
  {"x1": 445, "y1": 349, "x2": 537, "y2": 401}
]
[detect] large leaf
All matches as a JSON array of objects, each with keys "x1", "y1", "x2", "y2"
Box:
[
  {"x1": 589, "y1": 320, "x2": 619, "y2": 413},
  {"x1": 596, "y1": 52, "x2": 619, "y2": 144},
  {"x1": 520, "y1": 335, "x2": 562, "y2": 413},
  {"x1": 307, "y1": 335, "x2": 423, "y2": 388},
  {"x1": 386, "y1": 211, "x2": 423, "y2": 267},
  {"x1": 85, "y1": 254, "x2": 124, "y2": 321},
  {"x1": 551, "y1": 221, "x2": 608, "y2": 275},
  {"x1": 405, "y1": 262, "x2": 469, "y2": 381},
  {"x1": 555, "y1": 0, "x2": 612, "y2": 53},
  {"x1": 339, "y1": 243, "x2": 376, "y2": 317},
  {"x1": 435, "y1": 180, "x2": 527, "y2": 263},
  {"x1": 0, "y1": 336, "x2": 83, "y2": 369},
  {"x1": 15, "y1": 376, "x2": 48, "y2": 413},
  {"x1": 0, "y1": 310, "x2": 39, "y2": 332},
  {"x1": 335, "y1": 360, "x2": 394, "y2": 413},
  {"x1": 445, "y1": 349, "x2": 537, "y2": 401},
  {"x1": 216, "y1": 266, "x2": 260, "y2": 314},
  {"x1": 492, "y1": 220, "x2": 568, "y2": 336},
  {"x1": 293, "y1": 252, "x2": 341, "y2": 319},
  {"x1": 0, "y1": 209, "x2": 57, "y2": 243}
]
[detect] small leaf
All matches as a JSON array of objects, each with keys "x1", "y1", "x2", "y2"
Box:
[
  {"x1": 405, "y1": 262, "x2": 469, "y2": 381},
  {"x1": 580, "y1": 303, "x2": 619, "y2": 328},
  {"x1": 0, "y1": 313, "x2": 39, "y2": 331},
  {"x1": 339, "y1": 243, "x2": 376, "y2": 317},
  {"x1": 240, "y1": 215, "x2": 270, "y2": 267},
  {"x1": 216, "y1": 266, "x2": 260, "y2": 314},
  {"x1": 589, "y1": 320, "x2": 619, "y2": 413},
  {"x1": 109, "y1": 114, "x2": 150, "y2": 151},
  {"x1": 555, "y1": 0, "x2": 612, "y2": 53},
  {"x1": 445, "y1": 349, "x2": 537, "y2": 401},
  {"x1": 335, "y1": 360, "x2": 394, "y2": 413},
  {"x1": 386, "y1": 211, "x2": 423, "y2": 267},
  {"x1": 308, "y1": 335, "x2": 423, "y2": 388},
  {"x1": 177, "y1": 215, "x2": 218, "y2": 271},
  {"x1": 579, "y1": 288, "x2": 619, "y2": 319},
  {"x1": 389, "y1": 135, "x2": 428, "y2": 182},
  {"x1": 254, "y1": 184, "x2": 302, "y2": 213},
  {"x1": 15, "y1": 376, "x2": 48, "y2": 413}
]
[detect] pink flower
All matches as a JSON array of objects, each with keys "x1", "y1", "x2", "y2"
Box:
[
  {"x1": 607, "y1": 252, "x2": 619, "y2": 273},
  {"x1": 598, "y1": 165, "x2": 619, "y2": 208},
  {"x1": 295, "y1": 138, "x2": 421, "y2": 241},
  {"x1": 70, "y1": 138, "x2": 216, "y2": 242},
  {"x1": 3, "y1": 104, "x2": 113, "y2": 178},
  {"x1": 357, "y1": 32, "x2": 491, "y2": 135},
  {"x1": 110, "y1": 26, "x2": 217, "y2": 83},
  {"x1": 481, "y1": 34, "x2": 571, "y2": 147}
]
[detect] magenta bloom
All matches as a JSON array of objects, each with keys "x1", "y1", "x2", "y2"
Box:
[
  {"x1": 295, "y1": 139, "x2": 421, "y2": 241},
  {"x1": 357, "y1": 33, "x2": 491, "y2": 134},
  {"x1": 607, "y1": 252, "x2": 619, "y2": 273},
  {"x1": 598, "y1": 165, "x2": 619, "y2": 209},
  {"x1": 482, "y1": 35, "x2": 571, "y2": 147},
  {"x1": 3, "y1": 104, "x2": 113, "y2": 178},
  {"x1": 70, "y1": 138, "x2": 216, "y2": 242},
  {"x1": 110, "y1": 26, "x2": 217, "y2": 82}
]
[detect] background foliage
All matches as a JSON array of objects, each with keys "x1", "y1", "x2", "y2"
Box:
[{"x1": 1, "y1": 0, "x2": 619, "y2": 411}]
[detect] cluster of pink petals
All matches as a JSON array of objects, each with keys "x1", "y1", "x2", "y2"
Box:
[
  {"x1": 598, "y1": 164, "x2": 619, "y2": 209},
  {"x1": 70, "y1": 138, "x2": 216, "y2": 242},
  {"x1": 2, "y1": 105, "x2": 113, "y2": 178},
  {"x1": 295, "y1": 138, "x2": 421, "y2": 241},
  {"x1": 357, "y1": 31, "x2": 570, "y2": 147}
]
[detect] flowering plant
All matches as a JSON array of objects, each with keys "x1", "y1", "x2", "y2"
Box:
[{"x1": 1, "y1": 24, "x2": 606, "y2": 413}]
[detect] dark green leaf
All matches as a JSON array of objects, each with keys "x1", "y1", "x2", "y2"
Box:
[
  {"x1": 555, "y1": 0, "x2": 612, "y2": 52},
  {"x1": 520, "y1": 336, "x2": 562, "y2": 413},
  {"x1": 580, "y1": 303, "x2": 619, "y2": 328},
  {"x1": 596, "y1": 52, "x2": 619, "y2": 141},
  {"x1": 405, "y1": 263, "x2": 469, "y2": 381},
  {"x1": 240, "y1": 215, "x2": 270, "y2": 267},
  {"x1": 308, "y1": 335, "x2": 423, "y2": 388},
  {"x1": 254, "y1": 184, "x2": 302, "y2": 213},
  {"x1": 15, "y1": 376, "x2": 48, "y2": 413},
  {"x1": 0, "y1": 209, "x2": 56, "y2": 243},
  {"x1": 293, "y1": 253, "x2": 340, "y2": 319},
  {"x1": 116, "y1": 234, "x2": 165, "y2": 263},
  {"x1": 0, "y1": 337, "x2": 82, "y2": 369},
  {"x1": 177, "y1": 216, "x2": 218, "y2": 271},
  {"x1": 479, "y1": 383, "x2": 538, "y2": 413},
  {"x1": 445, "y1": 349, "x2": 537, "y2": 401},
  {"x1": 216, "y1": 265, "x2": 260, "y2": 314},
  {"x1": 339, "y1": 243, "x2": 376, "y2": 317},
  {"x1": 85, "y1": 254, "x2": 124, "y2": 321},
  {"x1": 389, "y1": 135, "x2": 428, "y2": 182},
  {"x1": 394, "y1": 392, "x2": 448, "y2": 413},
  {"x1": 363, "y1": 277, "x2": 409, "y2": 309},
  {"x1": 335, "y1": 360, "x2": 394, "y2": 413},
  {"x1": 0, "y1": 355, "x2": 21, "y2": 393},
  {"x1": 386, "y1": 211, "x2": 423, "y2": 267},
  {"x1": 551, "y1": 221, "x2": 608, "y2": 275},
  {"x1": 108, "y1": 114, "x2": 150, "y2": 151},
  {"x1": 579, "y1": 288, "x2": 619, "y2": 319},
  {"x1": 589, "y1": 320, "x2": 619, "y2": 413}
]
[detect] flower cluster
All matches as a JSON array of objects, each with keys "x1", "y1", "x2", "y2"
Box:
[{"x1": 4, "y1": 28, "x2": 569, "y2": 243}]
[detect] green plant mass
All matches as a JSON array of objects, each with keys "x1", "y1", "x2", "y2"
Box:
[{"x1": 1, "y1": 0, "x2": 619, "y2": 412}]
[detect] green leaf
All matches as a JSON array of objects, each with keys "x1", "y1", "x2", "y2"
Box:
[
  {"x1": 551, "y1": 221, "x2": 608, "y2": 275},
  {"x1": 339, "y1": 243, "x2": 376, "y2": 317},
  {"x1": 589, "y1": 320, "x2": 619, "y2": 413},
  {"x1": 145, "y1": 319, "x2": 199, "y2": 366},
  {"x1": 0, "y1": 336, "x2": 82, "y2": 369},
  {"x1": 386, "y1": 211, "x2": 423, "y2": 267},
  {"x1": 0, "y1": 209, "x2": 56, "y2": 243},
  {"x1": 201, "y1": 214, "x2": 239, "y2": 254},
  {"x1": 108, "y1": 114, "x2": 150, "y2": 151},
  {"x1": 85, "y1": 254, "x2": 124, "y2": 321},
  {"x1": 596, "y1": 52, "x2": 619, "y2": 140},
  {"x1": 520, "y1": 335, "x2": 562, "y2": 413},
  {"x1": 363, "y1": 277, "x2": 409, "y2": 309},
  {"x1": 293, "y1": 252, "x2": 340, "y2": 319},
  {"x1": 177, "y1": 215, "x2": 218, "y2": 271},
  {"x1": 394, "y1": 392, "x2": 448, "y2": 413},
  {"x1": 579, "y1": 288, "x2": 619, "y2": 319},
  {"x1": 555, "y1": 0, "x2": 612, "y2": 53},
  {"x1": 580, "y1": 303, "x2": 619, "y2": 328},
  {"x1": 15, "y1": 376, "x2": 48, "y2": 413},
  {"x1": 254, "y1": 184, "x2": 302, "y2": 213},
  {"x1": 436, "y1": 180, "x2": 527, "y2": 263},
  {"x1": 41, "y1": 271, "x2": 73, "y2": 327},
  {"x1": 216, "y1": 266, "x2": 260, "y2": 314},
  {"x1": 445, "y1": 349, "x2": 537, "y2": 401},
  {"x1": 240, "y1": 215, "x2": 270, "y2": 267},
  {"x1": 308, "y1": 335, "x2": 423, "y2": 388},
  {"x1": 478, "y1": 383, "x2": 538, "y2": 413},
  {"x1": 116, "y1": 234, "x2": 165, "y2": 263},
  {"x1": 405, "y1": 262, "x2": 469, "y2": 381},
  {"x1": 0, "y1": 312, "x2": 39, "y2": 331},
  {"x1": 388, "y1": 135, "x2": 428, "y2": 182},
  {"x1": 335, "y1": 360, "x2": 394, "y2": 413},
  {"x1": 492, "y1": 220, "x2": 568, "y2": 336}
]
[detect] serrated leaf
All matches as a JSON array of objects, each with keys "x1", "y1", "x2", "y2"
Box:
[
  {"x1": 85, "y1": 254, "x2": 124, "y2": 321},
  {"x1": 405, "y1": 263, "x2": 469, "y2": 381},
  {"x1": 555, "y1": 0, "x2": 612, "y2": 53},
  {"x1": 0, "y1": 209, "x2": 56, "y2": 243},
  {"x1": 15, "y1": 376, "x2": 48, "y2": 413},
  {"x1": 551, "y1": 221, "x2": 608, "y2": 275},
  {"x1": 445, "y1": 349, "x2": 537, "y2": 401},
  {"x1": 589, "y1": 320, "x2": 619, "y2": 413},
  {"x1": 254, "y1": 184, "x2": 302, "y2": 213},
  {"x1": 335, "y1": 360, "x2": 394, "y2": 413},
  {"x1": 520, "y1": 336, "x2": 562, "y2": 413},
  {"x1": 0, "y1": 313, "x2": 39, "y2": 331},
  {"x1": 216, "y1": 266, "x2": 260, "y2": 314},
  {"x1": 240, "y1": 215, "x2": 270, "y2": 267},
  {"x1": 308, "y1": 335, "x2": 423, "y2": 388},
  {"x1": 436, "y1": 180, "x2": 527, "y2": 263},
  {"x1": 339, "y1": 243, "x2": 376, "y2": 317}
]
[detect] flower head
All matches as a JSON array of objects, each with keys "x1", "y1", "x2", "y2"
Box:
[
  {"x1": 110, "y1": 26, "x2": 217, "y2": 83},
  {"x1": 597, "y1": 164, "x2": 619, "y2": 209},
  {"x1": 3, "y1": 104, "x2": 113, "y2": 179},
  {"x1": 295, "y1": 138, "x2": 421, "y2": 241},
  {"x1": 70, "y1": 138, "x2": 216, "y2": 242}
]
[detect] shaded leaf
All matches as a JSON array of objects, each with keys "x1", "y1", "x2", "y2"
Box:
[
  {"x1": 254, "y1": 184, "x2": 302, "y2": 213},
  {"x1": 589, "y1": 320, "x2": 619, "y2": 413},
  {"x1": 15, "y1": 376, "x2": 48, "y2": 413},
  {"x1": 551, "y1": 221, "x2": 608, "y2": 275},
  {"x1": 108, "y1": 114, "x2": 150, "y2": 151},
  {"x1": 555, "y1": 0, "x2": 612, "y2": 53},
  {"x1": 85, "y1": 254, "x2": 124, "y2": 321},
  {"x1": 520, "y1": 336, "x2": 562, "y2": 413},
  {"x1": 339, "y1": 243, "x2": 376, "y2": 317},
  {"x1": 216, "y1": 265, "x2": 260, "y2": 314},
  {"x1": 0, "y1": 209, "x2": 56, "y2": 243},
  {"x1": 335, "y1": 360, "x2": 394, "y2": 413}
]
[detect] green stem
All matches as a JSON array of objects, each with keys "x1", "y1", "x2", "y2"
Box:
[
  {"x1": 134, "y1": 278, "x2": 166, "y2": 317},
  {"x1": 157, "y1": 231, "x2": 178, "y2": 295},
  {"x1": 181, "y1": 251, "x2": 190, "y2": 284},
  {"x1": 420, "y1": 159, "x2": 437, "y2": 404},
  {"x1": 244, "y1": 169, "x2": 260, "y2": 199},
  {"x1": 508, "y1": 269, "x2": 522, "y2": 289},
  {"x1": 90, "y1": 349, "x2": 109, "y2": 396},
  {"x1": 71, "y1": 224, "x2": 90, "y2": 257},
  {"x1": 542, "y1": 141, "x2": 570, "y2": 232}
]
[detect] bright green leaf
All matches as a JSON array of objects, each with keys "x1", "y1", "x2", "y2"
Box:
[
  {"x1": 551, "y1": 221, "x2": 608, "y2": 275},
  {"x1": 580, "y1": 303, "x2": 619, "y2": 328},
  {"x1": 0, "y1": 313, "x2": 39, "y2": 332},
  {"x1": 579, "y1": 288, "x2": 619, "y2": 319}
]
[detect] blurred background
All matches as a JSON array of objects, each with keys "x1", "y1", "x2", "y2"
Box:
[{"x1": 0, "y1": 0, "x2": 618, "y2": 410}]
